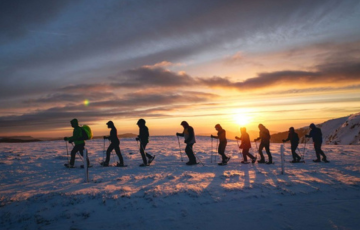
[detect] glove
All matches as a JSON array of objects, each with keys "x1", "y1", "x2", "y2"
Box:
[
  {"x1": 282, "y1": 139, "x2": 285, "y2": 142},
  {"x1": 210, "y1": 135, "x2": 214, "y2": 138},
  {"x1": 176, "y1": 133, "x2": 180, "y2": 136},
  {"x1": 64, "y1": 137, "x2": 67, "y2": 141},
  {"x1": 235, "y1": 136, "x2": 239, "y2": 139},
  {"x1": 69, "y1": 140, "x2": 73, "y2": 144},
  {"x1": 136, "y1": 137, "x2": 139, "y2": 141},
  {"x1": 103, "y1": 136, "x2": 106, "y2": 139}
]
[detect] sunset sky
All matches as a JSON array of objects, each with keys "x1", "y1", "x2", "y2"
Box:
[{"x1": 1, "y1": 0, "x2": 360, "y2": 138}]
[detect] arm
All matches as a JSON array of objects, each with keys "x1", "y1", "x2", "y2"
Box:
[
  {"x1": 283, "y1": 134, "x2": 290, "y2": 142},
  {"x1": 68, "y1": 127, "x2": 82, "y2": 142}
]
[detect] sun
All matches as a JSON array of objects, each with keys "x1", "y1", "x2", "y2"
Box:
[{"x1": 233, "y1": 113, "x2": 251, "y2": 127}]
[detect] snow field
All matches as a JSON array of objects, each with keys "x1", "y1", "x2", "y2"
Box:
[{"x1": 1, "y1": 136, "x2": 360, "y2": 230}]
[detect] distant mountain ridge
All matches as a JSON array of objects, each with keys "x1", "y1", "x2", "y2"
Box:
[{"x1": 270, "y1": 112, "x2": 360, "y2": 145}]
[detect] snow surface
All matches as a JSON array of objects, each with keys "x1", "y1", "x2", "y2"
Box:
[{"x1": 1, "y1": 136, "x2": 360, "y2": 230}]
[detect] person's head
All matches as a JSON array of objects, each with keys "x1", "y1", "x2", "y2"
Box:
[
  {"x1": 240, "y1": 127, "x2": 246, "y2": 133},
  {"x1": 180, "y1": 121, "x2": 189, "y2": 128},
  {"x1": 289, "y1": 127, "x2": 295, "y2": 133},
  {"x1": 258, "y1": 123, "x2": 265, "y2": 130},
  {"x1": 106, "y1": 121, "x2": 114, "y2": 129},
  {"x1": 70, "y1": 118, "x2": 79, "y2": 128},
  {"x1": 309, "y1": 123, "x2": 316, "y2": 129},
  {"x1": 214, "y1": 124, "x2": 222, "y2": 131},
  {"x1": 137, "y1": 118, "x2": 146, "y2": 127}
]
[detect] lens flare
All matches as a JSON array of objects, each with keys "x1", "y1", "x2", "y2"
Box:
[{"x1": 84, "y1": 99, "x2": 90, "y2": 106}]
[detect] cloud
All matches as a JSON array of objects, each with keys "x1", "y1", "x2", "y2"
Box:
[
  {"x1": 198, "y1": 60, "x2": 360, "y2": 91},
  {"x1": 112, "y1": 66, "x2": 196, "y2": 88}
]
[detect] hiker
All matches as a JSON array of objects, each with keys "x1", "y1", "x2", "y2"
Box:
[
  {"x1": 235, "y1": 127, "x2": 256, "y2": 164},
  {"x1": 282, "y1": 127, "x2": 301, "y2": 163},
  {"x1": 305, "y1": 123, "x2": 329, "y2": 163},
  {"x1": 254, "y1": 124, "x2": 273, "y2": 164},
  {"x1": 211, "y1": 124, "x2": 230, "y2": 165},
  {"x1": 64, "y1": 118, "x2": 90, "y2": 168},
  {"x1": 136, "y1": 119, "x2": 155, "y2": 167},
  {"x1": 101, "y1": 121, "x2": 125, "y2": 167},
  {"x1": 176, "y1": 121, "x2": 197, "y2": 165}
]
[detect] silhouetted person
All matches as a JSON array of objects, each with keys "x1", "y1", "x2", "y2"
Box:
[
  {"x1": 305, "y1": 123, "x2": 329, "y2": 163},
  {"x1": 211, "y1": 124, "x2": 230, "y2": 165},
  {"x1": 176, "y1": 121, "x2": 197, "y2": 165},
  {"x1": 101, "y1": 121, "x2": 125, "y2": 167},
  {"x1": 136, "y1": 119, "x2": 155, "y2": 167},
  {"x1": 64, "y1": 118, "x2": 90, "y2": 168},
  {"x1": 282, "y1": 127, "x2": 301, "y2": 163},
  {"x1": 254, "y1": 124, "x2": 273, "y2": 164},
  {"x1": 235, "y1": 127, "x2": 256, "y2": 164}
]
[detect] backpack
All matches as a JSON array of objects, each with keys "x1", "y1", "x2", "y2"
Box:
[{"x1": 81, "y1": 125, "x2": 93, "y2": 140}]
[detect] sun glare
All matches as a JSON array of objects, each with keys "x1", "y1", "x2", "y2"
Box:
[
  {"x1": 233, "y1": 113, "x2": 251, "y2": 126},
  {"x1": 84, "y1": 99, "x2": 90, "y2": 106}
]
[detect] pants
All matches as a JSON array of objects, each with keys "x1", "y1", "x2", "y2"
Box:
[
  {"x1": 105, "y1": 142, "x2": 124, "y2": 165},
  {"x1": 140, "y1": 142, "x2": 152, "y2": 164},
  {"x1": 291, "y1": 144, "x2": 301, "y2": 161},
  {"x1": 314, "y1": 142, "x2": 327, "y2": 160},
  {"x1": 218, "y1": 141, "x2": 228, "y2": 162},
  {"x1": 70, "y1": 144, "x2": 90, "y2": 166},
  {"x1": 242, "y1": 148, "x2": 255, "y2": 161},
  {"x1": 185, "y1": 143, "x2": 196, "y2": 163},
  {"x1": 258, "y1": 142, "x2": 272, "y2": 162}
]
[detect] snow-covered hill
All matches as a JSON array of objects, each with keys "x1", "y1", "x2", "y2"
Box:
[
  {"x1": 271, "y1": 112, "x2": 360, "y2": 145},
  {"x1": 324, "y1": 112, "x2": 360, "y2": 145}
]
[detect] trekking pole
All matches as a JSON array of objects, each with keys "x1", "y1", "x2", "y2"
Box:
[
  {"x1": 217, "y1": 139, "x2": 219, "y2": 162},
  {"x1": 193, "y1": 146, "x2": 205, "y2": 166},
  {"x1": 254, "y1": 140, "x2": 258, "y2": 159},
  {"x1": 302, "y1": 138, "x2": 308, "y2": 162},
  {"x1": 177, "y1": 135, "x2": 183, "y2": 162},
  {"x1": 66, "y1": 141, "x2": 69, "y2": 164},
  {"x1": 211, "y1": 137, "x2": 213, "y2": 163},
  {"x1": 103, "y1": 138, "x2": 106, "y2": 163},
  {"x1": 237, "y1": 139, "x2": 244, "y2": 162}
]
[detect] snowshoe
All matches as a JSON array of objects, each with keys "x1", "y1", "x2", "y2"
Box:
[
  {"x1": 80, "y1": 164, "x2": 93, "y2": 168},
  {"x1": 313, "y1": 159, "x2": 321, "y2": 162},
  {"x1": 218, "y1": 162, "x2": 227, "y2": 166},
  {"x1": 225, "y1": 156, "x2": 231, "y2": 163},
  {"x1": 258, "y1": 160, "x2": 266, "y2": 164},
  {"x1": 139, "y1": 163, "x2": 149, "y2": 167},
  {"x1": 100, "y1": 162, "x2": 109, "y2": 167},
  {"x1": 266, "y1": 161, "x2": 274, "y2": 164},
  {"x1": 116, "y1": 162, "x2": 127, "y2": 167},
  {"x1": 251, "y1": 157, "x2": 257, "y2": 164},
  {"x1": 186, "y1": 161, "x2": 198, "y2": 165},
  {"x1": 148, "y1": 155, "x2": 156, "y2": 164},
  {"x1": 322, "y1": 159, "x2": 330, "y2": 163},
  {"x1": 64, "y1": 163, "x2": 74, "y2": 168},
  {"x1": 241, "y1": 161, "x2": 250, "y2": 164}
]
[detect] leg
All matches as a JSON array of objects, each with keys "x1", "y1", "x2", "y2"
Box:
[
  {"x1": 113, "y1": 144, "x2": 124, "y2": 165},
  {"x1": 185, "y1": 144, "x2": 196, "y2": 163},
  {"x1": 140, "y1": 142, "x2": 147, "y2": 165},
  {"x1": 291, "y1": 144, "x2": 301, "y2": 161},
  {"x1": 245, "y1": 148, "x2": 255, "y2": 160},
  {"x1": 315, "y1": 142, "x2": 327, "y2": 160},
  {"x1": 242, "y1": 149, "x2": 248, "y2": 161},
  {"x1": 218, "y1": 142, "x2": 227, "y2": 162},
  {"x1": 77, "y1": 144, "x2": 89, "y2": 166},
  {"x1": 258, "y1": 143, "x2": 265, "y2": 162},
  {"x1": 313, "y1": 143, "x2": 321, "y2": 160},
  {"x1": 69, "y1": 145, "x2": 80, "y2": 166},
  {"x1": 105, "y1": 143, "x2": 115, "y2": 164},
  {"x1": 265, "y1": 143, "x2": 272, "y2": 163}
]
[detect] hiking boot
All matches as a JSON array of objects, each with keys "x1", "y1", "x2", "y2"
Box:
[
  {"x1": 241, "y1": 160, "x2": 249, "y2": 164},
  {"x1": 322, "y1": 158, "x2": 329, "y2": 163},
  {"x1": 148, "y1": 155, "x2": 156, "y2": 164},
  {"x1": 313, "y1": 159, "x2": 321, "y2": 162},
  {"x1": 116, "y1": 162, "x2": 126, "y2": 167},
  {"x1": 186, "y1": 161, "x2": 197, "y2": 165},
  {"x1": 258, "y1": 159, "x2": 266, "y2": 164},
  {"x1": 100, "y1": 162, "x2": 109, "y2": 167},
  {"x1": 290, "y1": 160, "x2": 297, "y2": 163},
  {"x1": 251, "y1": 157, "x2": 257, "y2": 164},
  {"x1": 266, "y1": 161, "x2": 273, "y2": 164},
  {"x1": 224, "y1": 157, "x2": 231, "y2": 163},
  {"x1": 64, "y1": 163, "x2": 74, "y2": 168},
  {"x1": 139, "y1": 163, "x2": 148, "y2": 167}
]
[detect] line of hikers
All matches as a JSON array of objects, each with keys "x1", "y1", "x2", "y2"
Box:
[{"x1": 63, "y1": 118, "x2": 328, "y2": 168}]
